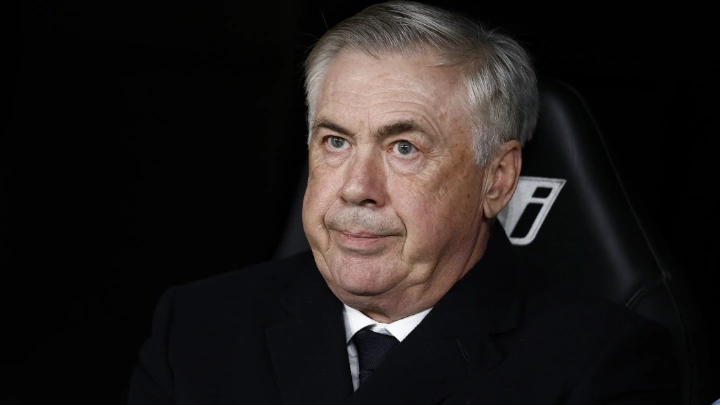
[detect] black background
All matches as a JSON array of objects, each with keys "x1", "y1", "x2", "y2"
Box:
[{"x1": 5, "y1": 1, "x2": 719, "y2": 403}]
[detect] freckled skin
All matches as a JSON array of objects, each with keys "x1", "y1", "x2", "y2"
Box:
[{"x1": 302, "y1": 50, "x2": 505, "y2": 323}]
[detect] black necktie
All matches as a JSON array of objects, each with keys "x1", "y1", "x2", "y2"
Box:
[{"x1": 352, "y1": 328, "x2": 400, "y2": 386}]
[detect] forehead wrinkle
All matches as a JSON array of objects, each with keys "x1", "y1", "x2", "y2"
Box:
[
  {"x1": 366, "y1": 82, "x2": 438, "y2": 106},
  {"x1": 374, "y1": 104, "x2": 448, "y2": 143},
  {"x1": 316, "y1": 51, "x2": 468, "y2": 145},
  {"x1": 325, "y1": 86, "x2": 371, "y2": 109},
  {"x1": 330, "y1": 70, "x2": 441, "y2": 106},
  {"x1": 318, "y1": 95, "x2": 442, "y2": 141}
]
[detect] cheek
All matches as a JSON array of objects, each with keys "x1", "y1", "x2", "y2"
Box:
[
  {"x1": 302, "y1": 183, "x2": 331, "y2": 252},
  {"x1": 389, "y1": 180, "x2": 446, "y2": 240},
  {"x1": 303, "y1": 167, "x2": 341, "y2": 225},
  {"x1": 392, "y1": 163, "x2": 483, "y2": 244}
]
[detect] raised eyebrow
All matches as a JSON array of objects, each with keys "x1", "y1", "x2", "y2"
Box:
[
  {"x1": 312, "y1": 118, "x2": 352, "y2": 137},
  {"x1": 376, "y1": 120, "x2": 424, "y2": 138},
  {"x1": 311, "y1": 118, "x2": 426, "y2": 139}
]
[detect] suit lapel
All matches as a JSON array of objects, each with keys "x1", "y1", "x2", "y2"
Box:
[
  {"x1": 341, "y1": 296, "x2": 502, "y2": 405},
  {"x1": 265, "y1": 262, "x2": 354, "y2": 405}
]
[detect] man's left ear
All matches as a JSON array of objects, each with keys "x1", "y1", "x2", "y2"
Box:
[{"x1": 482, "y1": 140, "x2": 522, "y2": 219}]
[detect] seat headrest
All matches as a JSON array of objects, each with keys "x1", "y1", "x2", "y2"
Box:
[{"x1": 504, "y1": 79, "x2": 665, "y2": 305}]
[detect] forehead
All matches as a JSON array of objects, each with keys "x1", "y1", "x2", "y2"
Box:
[{"x1": 315, "y1": 50, "x2": 470, "y2": 132}]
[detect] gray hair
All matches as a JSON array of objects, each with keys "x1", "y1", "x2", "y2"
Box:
[{"x1": 303, "y1": 1, "x2": 538, "y2": 166}]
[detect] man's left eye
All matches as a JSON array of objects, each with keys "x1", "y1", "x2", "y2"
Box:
[
  {"x1": 393, "y1": 141, "x2": 415, "y2": 155},
  {"x1": 327, "y1": 136, "x2": 347, "y2": 149}
]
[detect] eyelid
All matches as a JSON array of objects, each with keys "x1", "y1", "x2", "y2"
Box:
[{"x1": 322, "y1": 133, "x2": 348, "y2": 141}]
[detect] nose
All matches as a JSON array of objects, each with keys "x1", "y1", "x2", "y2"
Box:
[{"x1": 340, "y1": 149, "x2": 386, "y2": 207}]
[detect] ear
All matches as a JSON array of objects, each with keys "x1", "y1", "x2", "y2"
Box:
[{"x1": 482, "y1": 140, "x2": 522, "y2": 219}]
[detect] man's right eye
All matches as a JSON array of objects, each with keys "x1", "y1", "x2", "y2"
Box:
[{"x1": 326, "y1": 136, "x2": 347, "y2": 149}]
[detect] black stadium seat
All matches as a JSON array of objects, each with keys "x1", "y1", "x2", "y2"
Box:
[{"x1": 274, "y1": 79, "x2": 713, "y2": 405}]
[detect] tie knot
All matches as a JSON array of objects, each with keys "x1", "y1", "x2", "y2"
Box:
[{"x1": 352, "y1": 328, "x2": 399, "y2": 385}]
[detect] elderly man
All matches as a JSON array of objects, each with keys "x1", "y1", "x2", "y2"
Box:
[{"x1": 128, "y1": 2, "x2": 679, "y2": 404}]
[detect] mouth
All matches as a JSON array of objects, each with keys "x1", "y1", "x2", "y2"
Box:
[
  {"x1": 334, "y1": 230, "x2": 395, "y2": 253},
  {"x1": 341, "y1": 231, "x2": 388, "y2": 238}
]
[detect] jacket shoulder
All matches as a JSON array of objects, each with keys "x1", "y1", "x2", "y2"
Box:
[{"x1": 168, "y1": 250, "x2": 318, "y2": 321}]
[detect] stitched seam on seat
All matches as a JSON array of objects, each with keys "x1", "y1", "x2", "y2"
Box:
[{"x1": 624, "y1": 276, "x2": 665, "y2": 310}]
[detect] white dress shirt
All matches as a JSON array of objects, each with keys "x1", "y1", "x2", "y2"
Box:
[{"x1": 342, "y1": 304, "x2": 432, "y2": 390}]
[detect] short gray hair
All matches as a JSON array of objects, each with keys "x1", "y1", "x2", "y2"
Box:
[{"x1": 303, "y1": 1, "x2": 538, "y2": 166}]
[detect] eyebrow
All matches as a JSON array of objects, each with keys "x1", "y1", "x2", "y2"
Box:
[
  {"x1": 312, "y1": 118, "x2": 425, "y2": 139},
  {"x1": 377, "y1": 120, "x2": 423, "y2": 137},
  {"x1": 312, "y1": 119, "x2": 352, "y2": 137}
]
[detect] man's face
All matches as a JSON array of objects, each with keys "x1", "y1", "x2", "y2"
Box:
[{"x1": 302, "y1": 50, "x2": 490, "y2": 321}]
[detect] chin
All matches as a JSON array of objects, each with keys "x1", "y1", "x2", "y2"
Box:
[
  {"x1": 337, "y1": 274, "x2": 394, "y2": 296},
  {"x1": 326, "y1": 254, "x2": 404, "y2": 297}
]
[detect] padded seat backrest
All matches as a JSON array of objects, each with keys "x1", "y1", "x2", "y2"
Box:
[{"x1": 497, "y1": 79, "x2": 711, "y2": 405}]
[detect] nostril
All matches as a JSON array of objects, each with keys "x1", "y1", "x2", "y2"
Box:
[{"x1": 360, "y1": 199, "x2": 376, "y2": 206}]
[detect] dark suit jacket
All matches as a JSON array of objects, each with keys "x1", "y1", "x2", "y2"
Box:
[{"x1": 127, "y1": 229, "x2": 680, "y2": 405}]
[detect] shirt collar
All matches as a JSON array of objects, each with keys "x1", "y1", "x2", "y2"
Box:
[{"x1": 343, "y1": 304, "x2": 432, "y2": 343}]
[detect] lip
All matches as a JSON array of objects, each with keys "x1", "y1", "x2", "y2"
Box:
[{"x1": 334, "y1": 230, "x2": 393, "y2": 252}]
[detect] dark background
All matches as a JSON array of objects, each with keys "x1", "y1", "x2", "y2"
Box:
[{"x1": 4, "y1": 1, "x2": 718, "y2": 403}]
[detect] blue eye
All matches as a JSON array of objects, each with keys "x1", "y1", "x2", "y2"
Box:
[
  {"x1": 327, "y1": 136, "x2": 347, "y2": 149},
  {"x1": 394, "y1": 141, "x2": 414, "y2": 155}
]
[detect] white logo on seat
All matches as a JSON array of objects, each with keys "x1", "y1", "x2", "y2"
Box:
[{"x1": 497, "y1": 176, "x2": 566, "y2": 246}]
